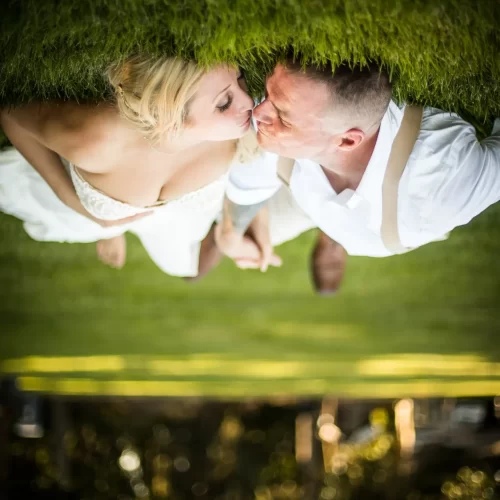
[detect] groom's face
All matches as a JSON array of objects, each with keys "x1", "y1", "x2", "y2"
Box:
[{"x1": 253, "y1": 64, "x2": 334, "y2": 159}]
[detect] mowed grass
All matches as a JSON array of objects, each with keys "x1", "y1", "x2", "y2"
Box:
[
  {"x1": 1, "y1": 202, "x2": 499, "y2": 397},
  {"x1": 0, "y1": 0, "x2": 499, "y2": 121},
  {"x1": 0, "y1": 0, "x2": 499, "y2": 395}
]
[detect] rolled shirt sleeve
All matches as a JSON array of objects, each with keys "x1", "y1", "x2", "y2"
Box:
[
  {"x1": 226, "y1": 151, "x2": 282, "y2": 206},
  {"x1": 425, "y1": 117, "x2": 500, "y2": 235}
]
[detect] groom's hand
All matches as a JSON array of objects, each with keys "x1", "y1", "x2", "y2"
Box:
[
  {"x1": 242, "y1": 206, "x2": 282, "y2": 271},
  {"x1": 215, "y1": 206, "x2": 282, "y2": 271}
]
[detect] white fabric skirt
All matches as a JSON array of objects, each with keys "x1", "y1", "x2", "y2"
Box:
[{"x1": 0, "y1": 148, "x2": 222, "y2": 277}]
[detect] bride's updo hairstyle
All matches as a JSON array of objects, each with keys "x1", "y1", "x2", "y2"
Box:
[{"x1": 107, "y1": 54, "x2": 206, "y2": 144}]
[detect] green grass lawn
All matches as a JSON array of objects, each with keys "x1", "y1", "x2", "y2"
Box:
[
  {"x1": 1, "y1": 203, "x2": 500, "y2": 397},
  {"x1": 0, "y1": 0, "x2": 499, "y2": 397}
]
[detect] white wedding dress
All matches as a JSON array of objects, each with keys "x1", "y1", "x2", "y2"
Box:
[{"x1": 0, "y1": 147, "x2": 227, "y2": 277}]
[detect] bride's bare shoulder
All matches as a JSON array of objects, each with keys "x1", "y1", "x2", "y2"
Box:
[
  {"x1": 46, "y1": 101, "x2": 129, "y2": 170},
  {"x1": 2, "y1": 100, "x2": 129, "y2": 172},
  {"x1": 60, "y1": 102, "x2": 135, "y2": 169}
]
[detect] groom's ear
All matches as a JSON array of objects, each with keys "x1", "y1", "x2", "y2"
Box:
[
  {"x1": 237, "y1": 67, "x2": 248, "y2": 91},
  {"x1": 336, "y1": 128, "x2": 365, "y2": 151}
]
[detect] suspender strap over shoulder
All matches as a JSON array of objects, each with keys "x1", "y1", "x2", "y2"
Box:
[
  {"x1": 276, "y1": 156, "x2": 295, "y2": 187},
  {"x1": 380, "y1": 105, "x2": 423, "y2": 254}
]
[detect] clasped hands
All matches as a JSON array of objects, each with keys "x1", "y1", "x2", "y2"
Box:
[{"x1": 214, "y1": 206, "x2": 282, "y2": 272}]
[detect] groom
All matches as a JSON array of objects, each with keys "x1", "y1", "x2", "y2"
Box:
[{"x1": 215, "y1": 55, "x2": 500, "y2": 294}]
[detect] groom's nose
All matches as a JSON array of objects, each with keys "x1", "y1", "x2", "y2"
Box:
[{"x1": 253, "y1": 100, "x2": 274, "y2": 125}]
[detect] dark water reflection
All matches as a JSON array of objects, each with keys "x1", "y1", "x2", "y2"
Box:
[{"x1": 1, "y1": 386, "x2": 500, "y2": 499}]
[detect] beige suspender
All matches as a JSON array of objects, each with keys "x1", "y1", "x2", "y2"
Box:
[
  {"x1": 276, "y1": 105, "x2": 423, "y2": 255},
  {"x1": 276, "y1": 155, "x2": 295, "y2": 186},
  {"x1": 380, "y1": 105, "x2": 423, "y2": 254}
]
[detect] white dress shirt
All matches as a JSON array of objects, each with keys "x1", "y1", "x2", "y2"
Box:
[{"x1": 226, "y1": 101, "x2": 500, "y2": 256}]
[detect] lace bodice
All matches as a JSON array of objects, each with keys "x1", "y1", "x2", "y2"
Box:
[
  {"x1": 64, "y1": 130, "x2": 261, "y2": 221},
  {"x1": 69, "y1": 163, "x2": 227, "y2": 221}
]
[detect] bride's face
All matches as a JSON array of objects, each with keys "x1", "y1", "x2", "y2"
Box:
[{"x1": 185, "y1": 65, "x2": 254, "y2": 142}]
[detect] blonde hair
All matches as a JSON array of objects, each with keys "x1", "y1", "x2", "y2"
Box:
[{"x1": 107, "y1": 54, "x2": 206, "y2": 143}]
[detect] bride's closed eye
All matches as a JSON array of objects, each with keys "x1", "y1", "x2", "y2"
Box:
[
  {"x1": 216, "y1": 94, "x2": 233, "y2": 113},
  {"x1": 216, "y1": 70, "x2": 246, "y2": 113}
]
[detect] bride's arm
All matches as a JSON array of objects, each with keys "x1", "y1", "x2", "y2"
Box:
[
  {"x1": 0, "y1": 102, "x2": 147, "y2": 226},
  {"x1": 0, "y1": 104, "x2": 99, "y2": 221}
]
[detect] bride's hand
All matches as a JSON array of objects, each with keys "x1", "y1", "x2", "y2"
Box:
[
  {"x1": 214, "y1": 212, "x2": 282, "y2": 271},
  {"x1": 94, "y1": 211, "x2": 154, "y2": 228}
]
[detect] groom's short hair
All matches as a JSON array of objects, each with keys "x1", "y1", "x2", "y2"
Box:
[{"x1": 283, "y1": 55, "x2": 393, "y2": 126}]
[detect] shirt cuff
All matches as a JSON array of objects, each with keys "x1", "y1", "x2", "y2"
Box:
[{"x1": 225, "y1": 183, "x2": 280, "y2": 206}]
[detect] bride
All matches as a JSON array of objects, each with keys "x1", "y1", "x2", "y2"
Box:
[{"x1": 0, "y1": 54, "x2": 278, "y2": 277}]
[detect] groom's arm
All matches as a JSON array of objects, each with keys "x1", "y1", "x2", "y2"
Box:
[
  {"x1": 217, "y1": 197, "x2": 277, "y2": 271},
  {"x1": 216, "y1": 151, "x2": 282, "y2": 269},
  {"x1": 224, "y1": 149, "x2": 281, "y2": 231},
  {"x1": 223, "y1": 198, "x2": 269, "y2": 234}
]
